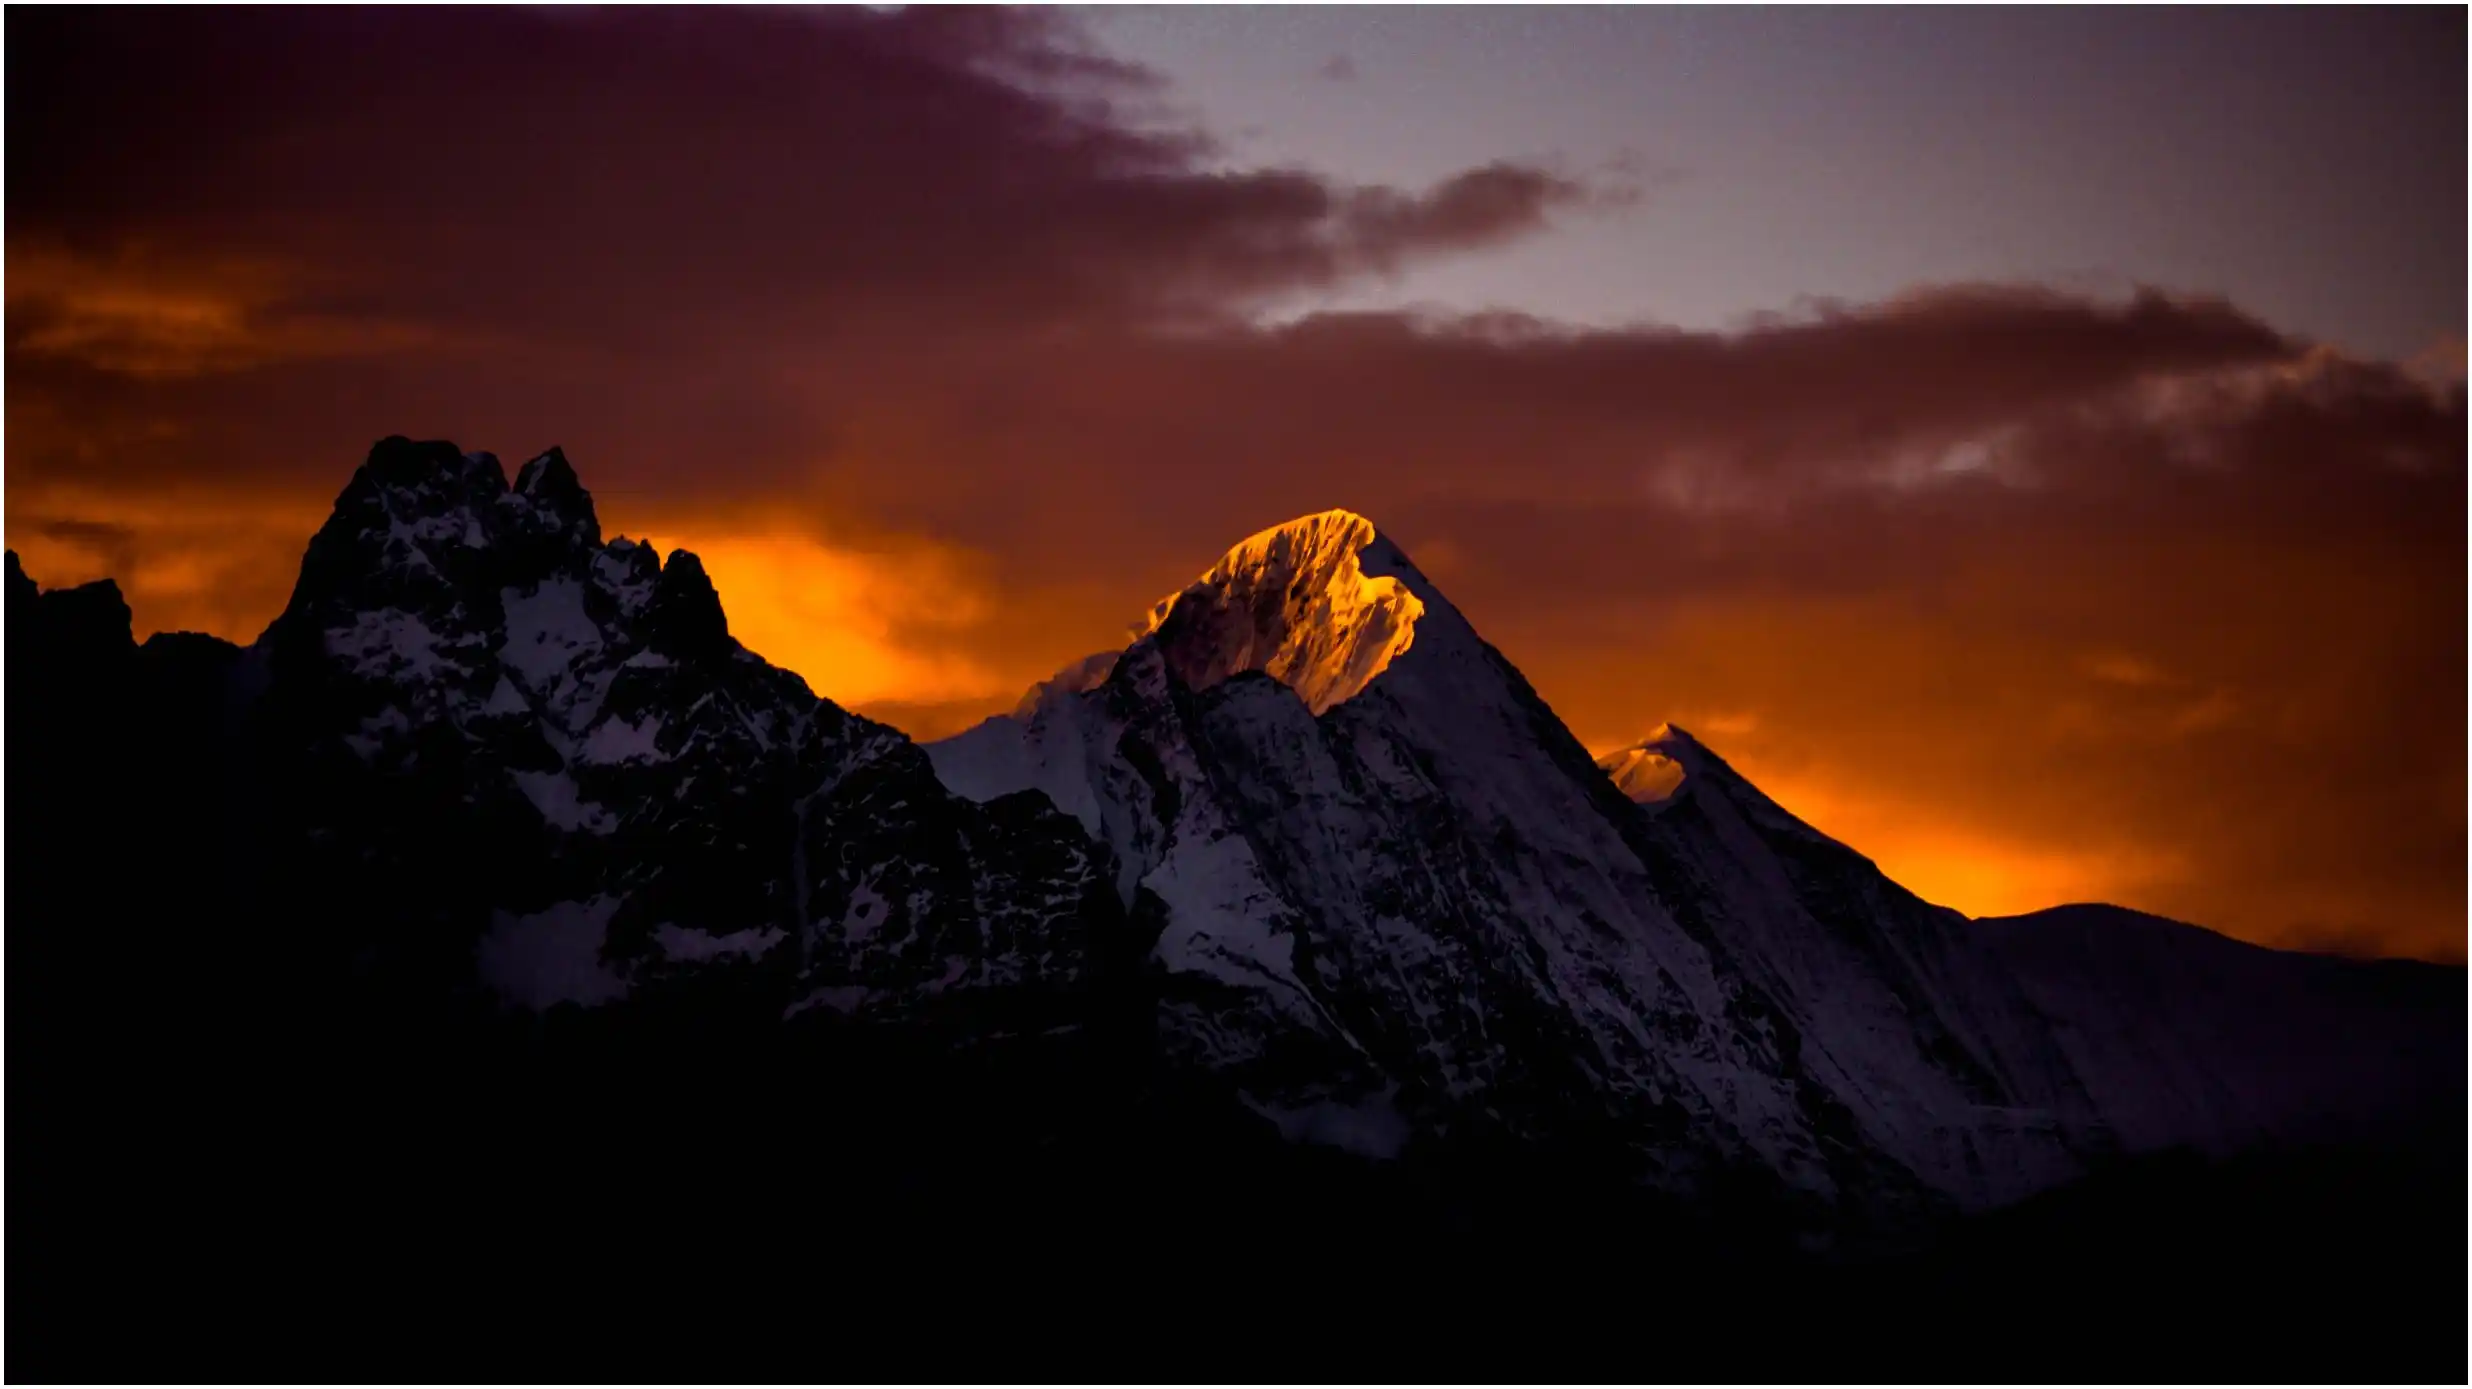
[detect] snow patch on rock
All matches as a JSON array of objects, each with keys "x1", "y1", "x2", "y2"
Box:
[
  {"x1": 512, "y1": 769, "x2": 618, "y2": 833},
  {"x1": 927, "y1": 666, "x2": 1116, "y2": 840},
  {"x1": 656, "y1": 923, "x2": 785, "y2": 963},
  {"x1": 480, "y1": 675, "x2": 532, "y2": 718},
  {"x1": 1246, "y1": 1088, "x2": 1414, "y2": 1159},
  {"x1": 477, "y1": 897, "x2": 630, "y2": 1009},
  {"x1": 342, "y1": 706, "x2": 415, "y2": 762},
  {"x1": 581, "y1": 714, "x2": 665, "y2": 764},
  {"x1": 841, "y1": 880, "x2": 889, "y2": 943},
  {"x1": 1148, "y1": 827, "x2": 1302, "y2": 989},
  {"x1": 326, "y1": 610, "x2": 448, "y2": 682},
  {"x1": 785, "y1": 984, "x2": 872, "y2": 1019},
  {"x1": 499, "y1": 576, "x2": 602, "y2": 712}
]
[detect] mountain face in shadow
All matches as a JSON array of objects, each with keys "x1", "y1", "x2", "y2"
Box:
[
  {"x1": 931, "y1": 507, "x2": 2459, "y2": 1209},
  {"x1": 931, "y1": 512, "x2": 2101, "y2": 1214},
  {"x1": 7, "y1": 440, "x2": 2461, "y2": 1380},
  {"x1": 1978, "y1": 901, "x2": 2465, "y2": 1154}
]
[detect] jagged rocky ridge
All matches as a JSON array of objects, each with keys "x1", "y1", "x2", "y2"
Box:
[
  {"x1": 930, "y1": 508, "x2": 2464, "y2": 1211},
  {"x1": 9, "y1": 447, "x2": 2466, "y2": 1380},
  {"x1": 9, "y1": 441, "x2": 1182, "y2": 1374},
  {"x1": 223, "y1": 437, "x2": 1128, "y2": 1030},
  {"x1": 8, "y1": 455, "x2": 2460, "y2": 1230}
]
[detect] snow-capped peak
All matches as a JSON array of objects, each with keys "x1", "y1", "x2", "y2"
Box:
[
  {"x1": 1139, "y1": 508, "x2": 1437, "y2": 715},
  {"x1": 1601, "y1": 744, "x2": 1686, "y2": 805},
  {"x1": 1600, "y1": 723, "x2": 1719, "y2": 804},
  {"x1": 1599, "y1": 723, "x2": 1846, "y2": 854}
]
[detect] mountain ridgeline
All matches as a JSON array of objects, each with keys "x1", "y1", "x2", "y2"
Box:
[{"x1": 8, "y1": 438, "x2": 2462, "y2": 1378}]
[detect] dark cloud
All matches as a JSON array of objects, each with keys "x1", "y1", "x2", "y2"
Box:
[
  {"x1": 5, "y1": 7, "x2": 2460, "y2": 961},
  {"x1": 1316, "y1": 54, "x2": 1360, "y2": 82},
  {"x1": 5, "y1": 8, "x2": 1599, "y2": 368},
  {"x1": 1342, "y1": 163, "x2": 1604, "y2": 265}
]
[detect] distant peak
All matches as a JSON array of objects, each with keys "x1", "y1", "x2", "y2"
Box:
[
  {"x1": 277, "y1": 438, "x2": 622, "y2": 641},
  {"x1": 6, "y1": 552, "x2": 134, "y2": 655},
  {"x1": 643, "y1": 547, "x2": 732, "y2": 661},
  {"x1": 1141, "y1": 507, "x2": 1426, "y2": 714},
  {"x1": 1598, "y1": 724, "x2": 1712, "y2": 805},
  {"x1": 1600, "y1": 744, "x2": 1687, "y2": 805},
  {"x1": 515, "y1": 445, "x2": 579, "y2": 498},
  {"x1": 339, "y1": 437, "x2": 605, "y2": 551},
  {"x1": 5, "y1": 549, "x2": 130, "y2": 613},
  {"x1": 359, "y1": 435, "x2": 503, "y2": 493},
  {"x1": 512, "y1": 445, "x2": 599, "y2": 543}
]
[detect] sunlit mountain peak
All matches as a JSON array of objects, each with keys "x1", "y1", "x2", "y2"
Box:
[{"x1": 1138, "y1": 507, "x2": 1432, "y2": 715}]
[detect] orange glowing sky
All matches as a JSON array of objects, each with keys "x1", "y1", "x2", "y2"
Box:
[{"x1": 7, "y1": 8, "x2": 2463, "y2": 962}]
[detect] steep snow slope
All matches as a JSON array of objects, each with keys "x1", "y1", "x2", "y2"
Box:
[
  {"x1": 1612, "y1": 730, "x2": 2464, "y2": 1171},
  {"x1": 1600, "y1": 736, "x2": 1688, "y2": 804},
  {"x1": 247, "y1": 436, "x2": 1120, "y2": 1026},
  {"x1": 1977, "y1": 903, "x2": 2464, "y2": 1154},
  {"x1": 1600, "y1": 726, "x2": 2100, "y2": 1204},
  {"x1": 931, "y1": 509, "x2": 2090, "y2": 1206}
]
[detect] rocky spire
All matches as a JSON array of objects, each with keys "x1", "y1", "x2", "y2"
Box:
[
  {"x1": 642, "y1": 548, "x2": 733, "y2": 662},
  {"x1": 513, "y1": 445, "x2": 601, "y2": 550}
]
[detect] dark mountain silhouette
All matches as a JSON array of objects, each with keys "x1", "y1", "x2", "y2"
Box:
[{"x1": 7, "y1": 440, "x2": 2460, "y2": 1380}]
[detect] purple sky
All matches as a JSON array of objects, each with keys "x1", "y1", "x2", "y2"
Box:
[{"x1": 1085, "y1": 5, "x2": 2465, "y2": 361}]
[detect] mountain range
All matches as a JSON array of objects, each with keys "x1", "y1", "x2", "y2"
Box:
[{"x1": 8, "y1": 437, "x2": 2462, "y2": 1379}]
